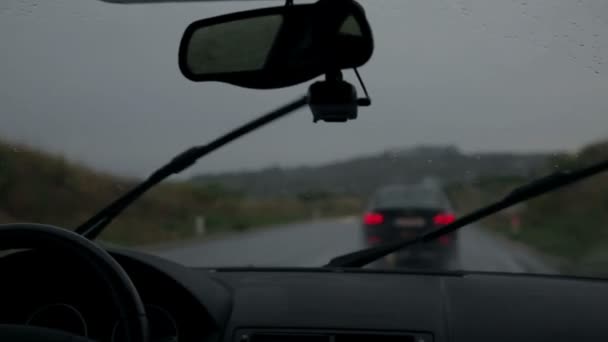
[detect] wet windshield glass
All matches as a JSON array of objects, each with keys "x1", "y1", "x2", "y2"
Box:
[{"x1": 2, "y1": 0, "x2": 608, "y2": 278}]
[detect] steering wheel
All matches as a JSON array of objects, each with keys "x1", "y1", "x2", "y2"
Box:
[{"x1": 0, "y1": 223, "x2": 148, "y2": 342}]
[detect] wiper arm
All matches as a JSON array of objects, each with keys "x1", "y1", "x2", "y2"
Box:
[
  {"x1": 75, "y1": 96, "x2": 308, "y2": 239},
  {"x1": 326, "y1": 158, "x2": 608, "y2": 268}
]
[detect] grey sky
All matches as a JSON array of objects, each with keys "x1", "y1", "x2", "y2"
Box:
[{"x1": 2, "y1": 0, "x2": 608, "y2": 178}]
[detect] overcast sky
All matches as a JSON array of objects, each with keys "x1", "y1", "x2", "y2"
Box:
[{"x1": 2, "y1": 0, "x2": 608, "y2": 178}]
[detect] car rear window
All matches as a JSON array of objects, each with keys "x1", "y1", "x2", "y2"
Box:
[{"x1": 372, "y1": 187, "x2": 443, "y2": 208}]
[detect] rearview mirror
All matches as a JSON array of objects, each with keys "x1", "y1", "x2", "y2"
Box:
[{"x1": 178, "y1": 0, "x2": 373, "y2": 89}]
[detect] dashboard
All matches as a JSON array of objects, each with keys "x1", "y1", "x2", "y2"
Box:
[
  {"x1": 2, "y1": 247, "x2": 608, "y2": 342},
  {"x1": 0, "y1": 249, "x2": 221, "y2": 342}
]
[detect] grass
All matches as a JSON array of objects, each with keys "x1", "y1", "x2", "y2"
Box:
[
  {"x1": 0, "y1": 139, "x2": 362, "y2": 246},
  {"x1": 446, "y1": 141, "x2": 608, "y2": 277}
]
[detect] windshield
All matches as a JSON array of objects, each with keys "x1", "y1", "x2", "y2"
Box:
[{"x1": 2, "y1": 0, "x2": 608, "y2": 278}]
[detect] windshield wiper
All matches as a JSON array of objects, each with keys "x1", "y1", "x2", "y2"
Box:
[
  {"x1": 326, "y1": 158, "x2": 608, "y2": 268},
  {"x1": 75, "y1": 96, "x2": 308, "y2": 239}
]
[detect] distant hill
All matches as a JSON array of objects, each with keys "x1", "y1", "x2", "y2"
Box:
[
  {"x1": 192, "y1": 145, "x2": 552, "y2": 197},
  {"x1": 0, "y1": 139, "x2": 359, "y2": 246},
  {"x1": 0, "y1": 139, "x2": 215, "y2": 244}
]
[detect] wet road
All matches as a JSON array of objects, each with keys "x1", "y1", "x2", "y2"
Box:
[{"x1": 154, "y1": 218, "x2": 554, "y2": 273}]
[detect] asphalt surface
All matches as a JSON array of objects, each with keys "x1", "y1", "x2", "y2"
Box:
[{"x1": 153, "y1": 218, "x2": 555, "y2": 273}]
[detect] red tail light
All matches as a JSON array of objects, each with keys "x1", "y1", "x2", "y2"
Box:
[
  {"x1": 363, "y1": 212, "x2": 384, "y2": 225},
  {"x1": 433, "y1": 212, "x2": 456, "y2": 225}
]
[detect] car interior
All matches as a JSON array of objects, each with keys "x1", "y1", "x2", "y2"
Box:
[{"x1": 2, "y1": 232, "x2": 608, "y2": 342}]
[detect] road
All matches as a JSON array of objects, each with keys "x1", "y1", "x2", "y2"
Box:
[{"x1": 152, "y1": 218, "x2": 554, "y2": 273}]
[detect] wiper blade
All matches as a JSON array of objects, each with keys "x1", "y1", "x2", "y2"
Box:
[
  {"x1": 75, "y1": 96, "x2": 308, "y2": 239},
  {"x1": 326, "y1": 158, "x2": 608, "y2": 268}
]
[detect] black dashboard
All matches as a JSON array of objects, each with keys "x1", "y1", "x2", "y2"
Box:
[
  {"x1": 210, "y1": 268, "x2": 608, "y2": 342},
  {"x1": 2, "y1": 247, "x2": 608, "y2": 342},
  {"x1": 0, "y1": 248, "x2": 224, "y2": 342}
]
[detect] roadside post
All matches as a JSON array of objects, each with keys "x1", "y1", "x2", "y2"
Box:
[
  {"x1": 195, "y1": 215, "x2": 206, "y2": 236},
  {"x1": 504, "y1": 204, "x2": 525, "y2": 236}
]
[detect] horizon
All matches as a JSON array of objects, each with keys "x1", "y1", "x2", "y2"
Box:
[{"x1": 1, "y1": 135, "x2": 581, "y2": 179}]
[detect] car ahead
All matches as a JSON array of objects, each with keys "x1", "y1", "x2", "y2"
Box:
[
  {"x1": 363, "y1": 184, "x2": 457, "y2": 268},
  {"x1": 3, "y1": 1, "x2": 608, "y2": 342}
]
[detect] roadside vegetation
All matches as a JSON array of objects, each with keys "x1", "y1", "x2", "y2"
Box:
[
  {"x1": 3, "y1": 137, "x2": 608, "y2": 277},
  {"x1": 446, "y1": 140, "x2": 608, "y2": 277},
  {"x1": 0, "y1": 140, "x2": 362, "y2": 246}
]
